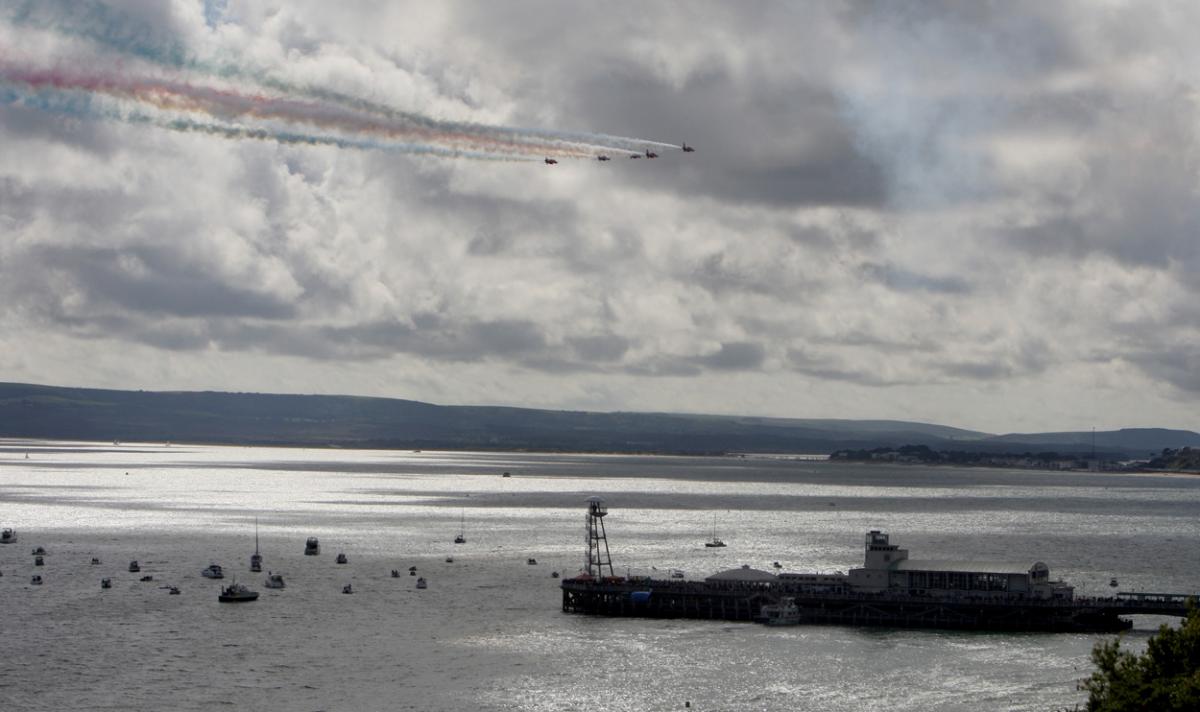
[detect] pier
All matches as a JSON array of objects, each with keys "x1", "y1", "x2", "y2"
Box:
[{"x1": 560, "y1": 500, "x2": 1196, "y2": 633}]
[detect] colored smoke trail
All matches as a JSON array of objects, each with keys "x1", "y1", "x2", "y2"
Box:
[{"x1": 0, "y1": 1, "x2": 680, "y2": 161}]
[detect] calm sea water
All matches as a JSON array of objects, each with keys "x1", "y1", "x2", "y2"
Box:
[{"x1": 1, "y1": 440, "x2": 1198, "y2": 711}]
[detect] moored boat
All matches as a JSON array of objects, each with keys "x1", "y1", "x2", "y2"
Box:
[
  {"x1": 101, "y1": 577, "x2": 112, "y2": 589},
  {"x1": 201, "y1": 564, "x2": 224, "y2": 579},
  {"x1": 336, "y1": 553, "x2": 348, "y2": 564},
  {"x1": 416, "y1": 577, "x2": 428, "y2": 589},
  {"x1": 264, "y1": 572, "x2": 285, "y2": 589},
  {"x1": 758, "y1": 597, "x2": 801, "y2": 626},
  {"x1": 0, "y1": 528, "x2": 16, "y2": 544},
  {"x1": 304, "y1": 537, "x2": 320, "y2": 555},
  {"x1": 30, "y1": 574, "x2": 43, "y2": 585},
  {"x1": 128, "y1": 560, "x2": 140, "y2": 573},
  {"x1": 342, "y1": 583, "x2": 353, "y2": 594},
  {"x1": 218, "y1": 582, "x2": 259, "y2": 603},
  {"x1": 250, "y1": 518, "x2": 262, "y2": 572}
]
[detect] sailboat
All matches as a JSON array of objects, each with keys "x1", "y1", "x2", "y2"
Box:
[
  {"x1": 453, "y1": 509, "x2": 466, "y2": 544},
  {"x1": 250, "y1": 518, "x2": 263, "y2": 572},
  {"x1": 704, "y1": 513, "x2": 726, "y2": 548}
]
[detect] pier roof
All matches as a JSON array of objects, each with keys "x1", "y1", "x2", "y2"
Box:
[
  {"x1": 890, "y1": 559, "x2": 1036, "y2": 575},
  {"x1": 706, "y1": 565, "x2": 778, "y2": 583}
]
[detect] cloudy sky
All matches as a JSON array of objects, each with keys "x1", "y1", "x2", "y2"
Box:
[{"x1": 1, "y1": 0, "x2": 1198, "y2": 434}]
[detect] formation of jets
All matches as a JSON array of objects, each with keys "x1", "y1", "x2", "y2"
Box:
[{"x1": 544, "y1": 143, "x2": 695, "y2": 166}]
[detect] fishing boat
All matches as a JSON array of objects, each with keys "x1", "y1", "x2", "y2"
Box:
[
  {"x1": 264, "y1": 572, "x2": 285, "y2": 589},
  {"x1": 416, "y1": 577, "x2": 428, "y2": 589},
  {"x1": 304, "y1": 537, "x2": 320, "y2": 555},
  {"x1": 704, "y1": 514, "x2": 726, "y2": 548},
  {"x1": 454, "y1": 510, "x2": 466, "y2": 544},
  {"x1": 0, "y1": 528, "x2": 16, "y2": 544},
  {"x1": 128, "y1": 560, "x2": 140, "y2": 573},
  {"x1": 201, "y1": 564, "x2": 225, "y2": 579},
  {"x1": 336, "y1": 553, "x2": 348, "y2": 564},
  {"x1": 218, "y1": 581, "x2": 259, "y2": 603},
  {"x1": 250, "y1": 518, "x2": 263, "y2": 572}
]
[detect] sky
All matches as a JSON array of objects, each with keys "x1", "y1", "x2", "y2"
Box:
[{"x1": 1, "y1": 0, "x2": 1198, "y2": 435}]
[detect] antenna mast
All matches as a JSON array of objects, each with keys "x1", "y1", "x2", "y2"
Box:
[{"x1": 584, "y1": 497, "x2": 614, "y2": 578}]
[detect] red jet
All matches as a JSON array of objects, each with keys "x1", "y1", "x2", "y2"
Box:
[{"x1": 544, "y1": 158, "x2": 558, "y2": 165}]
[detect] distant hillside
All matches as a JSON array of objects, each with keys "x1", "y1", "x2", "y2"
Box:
[{"x1": 0, "y1": 382, "x2": 1195, "y2": 457}]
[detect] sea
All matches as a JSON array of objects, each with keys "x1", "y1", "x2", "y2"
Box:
[{"x1": 1, "y1": 439, "x2": 1197, "y2": 712}]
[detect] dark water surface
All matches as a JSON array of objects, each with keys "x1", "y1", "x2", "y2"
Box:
[{"x1": 2, "y1": 440, "x2": 1197, "y2": 711}]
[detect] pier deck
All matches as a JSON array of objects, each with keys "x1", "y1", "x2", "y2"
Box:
[{"x1": 561, "y1": 578, "x2": 1195, "y2": 633}]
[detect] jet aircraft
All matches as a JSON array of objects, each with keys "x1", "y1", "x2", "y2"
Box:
[{"x1": 544, "y1": 158, "x2": 558, "y2": 165}]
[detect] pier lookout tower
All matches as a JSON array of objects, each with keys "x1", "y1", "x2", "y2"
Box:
[{"x1": 585, "y1": 497, "x2": 614, "y2": 578}]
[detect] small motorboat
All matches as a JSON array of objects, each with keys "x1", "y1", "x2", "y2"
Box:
[
  {"x1": 264, "y1": 572, "x2": 285, "y2": 589},
  {"x1": 342, "y1": 583, "x2": 353, "y2": 594},
  {"x1": 91, "y1": 558, "x2": 101, "y2": 565},
  {"x1": 0, "y1": 528, "x2": 17, "y2": 544},
  {"x1": 168, "y1": 586, "x2": 181, "y2": 595},
  {"x1": 391, "y1": 569, "x2": 400, "y2": 578},
  {"x1": 551, "y1": 571, "x2": 560, "y2": 579},
  {"x1": 444, "y1": 556, "x2": 454, "y2": 563},
  {"x1": 201, "y1": 564, "x2": 225, "y2": 579},
  {"x1": 772, "y1": 562, "x2": 783, "y2": 569},
  {"x1": 527, "y1": 558, "x2": 538, "y2": 565},
  {"x1": 34, "y1": 556, "x2": 44, "y2": 566},
  {"x1": 31, "y1": 546, "x2": 47, "y2": 556},
  {"x1": 218, "y1": 582, "x2": 259, "y2": 603},
  {"x1": 1110, "y1": 577, "x2": 1119, "y2": 588},
  {"x1": 128, "y1": 560, "x2": 140, "y2": 573},
  {"x1": 415, "y1": 577, "x2": 428, "y2": 590},
  {"x1": 304, "y1": 537, "x2": 320, "y2": 556},
  {"x1": 31, "y1": 574, "x2": 43, "y2": 585},
  {"x1": 101, "y1": 577, "x2": 112, "y2": 589},
  {"x1": 335, "y1": 553, "x2": 348, "y2": 565},
  {"x1": 502, "y1": 472, "x2": 511, "y2": 478},
  {"x1": 140, "y1": 575, "x2": 154, "y2": 582}
]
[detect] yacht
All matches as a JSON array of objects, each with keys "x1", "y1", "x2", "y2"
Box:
[
  {"x1": 101, "y1": 577, "x2": 112, "y2": 589},
  {"x1": 391, "y1": 569, "x2": 400, "y2": 578},
  {"x1": 128, "y1": 560, "x2": 140, "y2": 573},
  {"x1": 250, "y1": 519, "x2": 263, "y2": 572},
  {"x1": 0, "y1": 528, "x2": 16, "y2": 544},
  {"x1": 201, "y1": 564, "x2": 225, "y2": 579},
  {"x1": 415, "y1": 577, "x2": 428, "y2": 589},
  {"x1": 527, "y1": 558, "x2": 538, "y2": 565},
  {"x1": 30, "y1": 574, "x2": 43, "y2": 585},
  {"x1": 759, "y1": 598, "x2": 802, "y2": 626},
  {"x1": 34, "y1": 556, "x2": 44, "y2": 567},
  {"x1": 218, "y1": 582, "x2": 259, "y2": 603},
  {"x1": 31, "y1": 546, "x2": 47, "y2": 556},
  {"x1": 454, "y1": 509, "x2": 466, "y2": 544},
  {"x1": 704, "y1": 514, "x2": 726, "y2": 548},
  {"x1": 264, "y1": 572, "x2": 286, "y2": 589},
  {"x1": 304, "y1": 537, "x2": 320, "y2": 556}
]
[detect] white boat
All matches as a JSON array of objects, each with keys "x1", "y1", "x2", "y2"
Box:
[
  {"x1": 201, "y1": 564, "x2": 225, "y2": 579},
  {"x1": 250, "y1": 518, "x2": 263, "y2": 572},
  {"x1": 704, "y1": 514, "x2": 726, "y2": 548},
  {"x1": 759, "y1": 597, "x2": 801, "y2": 626},
  {"x1": 304, "y1": 537, "x2": 320, "y2": 555},
  {"x1": 218, "y1": 582, "x2": 259, "y2": 603},
  {"x1": 0, "y1": 528, "x2": 16, "y2": 544},
  {"x1": 264, "y1": 572, "x2": 285, "y2": 589},
  {"x1": 415, "y1": 577, "x2": 428, "y2": 589}
]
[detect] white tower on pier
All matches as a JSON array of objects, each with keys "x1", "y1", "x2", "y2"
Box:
[{"x1": 584, "y1": 496, "x2": 614, "y2": 579}]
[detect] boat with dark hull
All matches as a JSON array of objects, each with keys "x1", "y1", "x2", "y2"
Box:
[
  {"x1": 560, "y1": 502, "x2": 1195, "y2": 634},
  {"x1": 218, "y1": 582, "x2": 259, "y2": 603}
]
